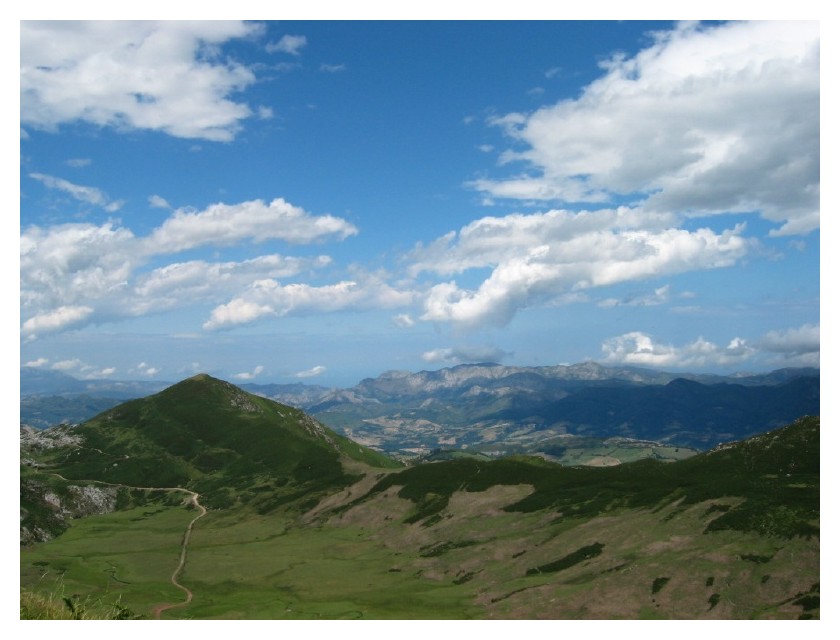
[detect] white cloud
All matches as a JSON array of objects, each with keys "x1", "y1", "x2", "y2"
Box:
[
  {"x1": 21, "y1": 21, "x2": 259, "y2": 141},
  {"x1": 20, "y1": 195, "x2": 355, "y2": 338},
  {"x1": 145, "y1": 198, "x2": 358, "y2": 254},
  {"x1": 600, "y1": 324, "x2": 820, "y2": 370},
  {"x1": 24, "y1": 357, "x2": 49, "y2": 367},
  {"x1": 756, "y1": 324, "x2": 819, "y2": 358},
  {"x1": 22, "y1": 305, "x2": 94, "y2": 337},
  {"x1": 202, "y1": 297, "x2": 275, "y2": 331},
  {"x1": 52, "y1": 358, "x2": 84, "y2": 371},
  {"x1": 320, "y1": 63, "x2": 346, "y2": 73},
  {"x1": 421, "y1": 346, "x2": 510, "y2": 364},
  {"x1": 233, "y1": 365, "x2": 264, "y2": 380},
  {"x1": 599, "y1": 285, "x2": 670, "y2": 308},
  {"x1": 131, "y1": 254, "x2": 328, "y2": 315},
  {"x1": 392, "y1": 313, "x2": 415, "y2": 328},
  {"x1": 600, "y1": 331, "x2": 755, "y2": 368},
  {"x1": 413, "y1": 208, "x2": 752, "y2": 328},
  {"x1": 29, "y1": 173, "x2": 123, "y2": 211},
  {"x1": 476, "y1": 21, "x2": 819, "y2": 236},
  {"x1": 85, "y1": 367, "x2": 117, "y2": 379},
  {"x1": 134, "y1": 362, "x2": 160, "y2": 377},
  {"x1": 294, "y1": 365, "x2": 326, "y2": 378},
  {"x1": 149, "y1": 194, "x2": 171, "y2": 209},
  {"x1": 257, "y1": 105, "x2": 274, "y2": 120},
  {"x1": 266, "y1": 35, "x2": 307, "y2": 56},
  {"x1": 21, "y1": 222, "x2": 136, "y2": 320},
  {"x1": 65, "y1": 158, "x2": 91, "y2": 168},
  {"x1": 203, "y1": 273, "x2": 414, "y2": 330}
]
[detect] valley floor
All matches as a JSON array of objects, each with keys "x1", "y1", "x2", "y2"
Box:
[{"x1": 21, "y1": 474, "x2": 819, "y2": 620}]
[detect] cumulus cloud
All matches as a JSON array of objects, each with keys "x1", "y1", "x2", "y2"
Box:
[
  {"x1": 756, "y1": 324, "x2": 820, "y2": 358},
  {"x1": 413, "y1": 208, "x2": 752, "y2": 328},
  {"x1": 29, "y1": 173, "x2": 123, "y2": 212},
  {"x1": 266, "y1": 34, "x2": 307, "y2": 55},
  {"x1": 475, "y1": 21, "x2": 819, "y2": 236},
  {"x1": 24, "y1": 357, "x2": 49, "y2": 367},
  {"x1": 20, "y1": 195, "x2": 355, "y2": 337},
  {"x1": 233, "y1": 365, "x2": 264, "y2": 380},
  {"x1": 600, "y1": 332, "x2": 755, "y2": 368},
  {"x1": 134, "y1": 362, "x2": 160, "y2": 377},
  {"x1": 600, "y1": 324, "x2": 819, "y2": 369},
  {"x1": 131, "y1": 254, "x2": 329, "y2": 315},
  {"x1": 295, "y1": 365, "x2": 327, "y2": 378},
  {"x1": 22, "y1": 305, "x2": 94, "y2": 338},
  {"x1": 21, "y1": 21, "x2": 259, "y2": 141},
  {"x1": 421, "y1": 346, "x2": 510, "y2": 365},
  {"x1": 203, "y1": 273, "x2": 414, "y2": 330},
  {"x1": 52, "y1": 358, "x2": 84, "y2": 371},
  {"x1": 21, "y1": 222, "x2": 137, "y2": 321},
  {"x1": 35, "y1": 357, "x2": 115, "y2": 379},
  {"x1": 145, "y1": 198, "x2": 358, "y2": 253}
]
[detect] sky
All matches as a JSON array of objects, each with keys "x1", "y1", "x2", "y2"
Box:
[{"x1": 18, "y1": 18, "x2": 821, "y2": 388}]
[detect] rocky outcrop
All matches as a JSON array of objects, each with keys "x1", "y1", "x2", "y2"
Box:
[
  {"x1": 20, "y1": 423, "x2": 82, "y2": 449},
  {"x1": 21, "y1": 424, "x2": 119, "y2": 545},
  {"x1": 20, "y1": 479, "x2": 118, "y2": 546}
]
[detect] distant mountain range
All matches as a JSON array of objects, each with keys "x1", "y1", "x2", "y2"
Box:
[
  {"x1": 20, "y1": 362, "x2": 819, "y2": 454},
  {"x1": 21, "y1": 367, "x2": 170, "y2": 399}
]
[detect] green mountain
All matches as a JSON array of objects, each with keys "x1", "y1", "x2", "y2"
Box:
[
  {"x1": 22, "y1": 374, "x2": 398, "y2": 525},
  {"x1": 20, "y1": 375, "x2": 818, "y2": 620}
]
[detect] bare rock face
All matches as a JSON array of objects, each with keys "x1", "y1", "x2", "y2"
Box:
[
  {"x1": 20, "y1": 481, "x2": 118, "y2": 545},
  {"x1": 67, "y1": 485, "x2": 118, "y2": 515},
  {"x1": 228, "y1": 389, "x2": 261, "y2": 413},
  {"x1": 20, "y1": 423, "x2": 83, "y2": 450},
  {"x1": 21, "y1": 424, "x2": 119, "y2": 545}
]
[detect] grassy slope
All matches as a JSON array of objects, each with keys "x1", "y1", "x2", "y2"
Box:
[
  {"x1": 31, "y1": 375, "x2": 398, "y2": 509},
  {"x1": 355, "y1": 416, "x2": 819, "y2": 538},
  {"x1": 20, "y1": 405, "x2": 818, "y2": 620}
]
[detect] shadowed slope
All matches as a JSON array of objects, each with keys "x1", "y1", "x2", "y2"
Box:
[{"x1": 353, "y1": 416, "x2": 819, "y2": 538}]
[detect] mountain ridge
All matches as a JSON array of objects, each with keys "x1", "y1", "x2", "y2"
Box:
[
  {"x1": 21, "y1": 362, "x2": 820, "y2": 399},
  {"x1": 20, "y1": 364, "x2": 820, "y2": 459}
]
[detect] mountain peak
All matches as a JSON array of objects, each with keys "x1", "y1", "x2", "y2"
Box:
[{"x1": 156, "y1": 373, "x2": 264, "y2": 413}]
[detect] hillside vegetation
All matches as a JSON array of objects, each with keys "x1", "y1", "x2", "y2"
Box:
[{"x1": 20, "y1": 375, "x2": 819, "y2": 619}]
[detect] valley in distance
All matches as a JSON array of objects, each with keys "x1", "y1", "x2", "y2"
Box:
[{"x1": 20, "y1": 361, "x2": 819, "y2": 619}]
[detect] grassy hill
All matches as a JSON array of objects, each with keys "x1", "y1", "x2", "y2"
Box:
[
  {"x1": 21, "y1": 374, "x2": 399, "y2": 536},
  {"x1": 20, "y1": 376, "x2": 818, "y2": 619}
]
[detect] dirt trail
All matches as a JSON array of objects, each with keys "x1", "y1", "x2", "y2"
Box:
[
  {"x1": 151, "y1": 489, "x2": 207, "y2": 619},
  {"x1": 45, "y1": 474, "x2": 207, "y2": 619}
]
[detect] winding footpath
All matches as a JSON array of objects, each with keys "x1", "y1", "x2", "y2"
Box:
[
  {"x1": 45, "y1": 473, "x2": 207, "y2": 619},
  {"x1": 150, "y1": 489, "x2": 207, "y2": 619}
]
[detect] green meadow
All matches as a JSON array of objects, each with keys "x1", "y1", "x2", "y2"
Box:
[{"x1": 21, "y1": 471, "x2": 818, "y2": 619}]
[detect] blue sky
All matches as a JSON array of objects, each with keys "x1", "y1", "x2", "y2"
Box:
[{"x1": 19, "y1": 19, "x2": 821, "y2": 387}]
